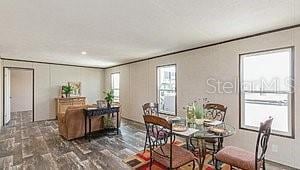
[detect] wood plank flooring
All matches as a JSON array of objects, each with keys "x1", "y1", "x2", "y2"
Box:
[{"x1": 0, "y1": 111, "x2": 296, "y2": 170}]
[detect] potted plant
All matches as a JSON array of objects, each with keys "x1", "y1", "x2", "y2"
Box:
[
  {"x1": 193, "y1": 102, "x2": 205, "y2": 125},
  {"x1": 184, "y1": 98, "x2": 209, "y2": 125},
  {"x1": 104, "y1": 90, "x2": 114, "y2": 108},
  {"x1": 103, "y1": 115, "x2": 115, "y2": 129},
  {"x1": 62, "y1": 84, "x2": 73, "y2": 98}
]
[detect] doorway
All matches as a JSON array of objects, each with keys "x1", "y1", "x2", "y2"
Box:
[{"x1": 3, "y1": 67, "x2": 34, "y2": 126}]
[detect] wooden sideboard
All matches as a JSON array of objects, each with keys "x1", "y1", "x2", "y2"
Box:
[{"x1": 55, "y1": 97, "x2": 86, "y2": 117}]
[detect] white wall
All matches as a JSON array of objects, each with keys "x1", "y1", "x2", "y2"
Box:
[
  {"x1": 105, "y1": 27, "x2": 300, "y2": 168},
  {"x1": 10, "y1": 69, "x2": 33, "y2": 112},
  {"x1": 0, "y1": 61, "x2": 2, "y2": 130},
  {"x1": 0, "y1": 60, "x2": 105, "y2": 122}
]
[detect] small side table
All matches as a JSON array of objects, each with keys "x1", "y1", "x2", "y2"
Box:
[{"x1": 84, "y1": 107, "x2": 120, "y2": 141}]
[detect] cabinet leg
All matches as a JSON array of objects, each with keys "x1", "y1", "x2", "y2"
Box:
[
  {"x1": 89, "y1": 118, "x2": 91, "y2": 142},
  {"x1": 85, "y1": 115, "x2": 87, "y2": 139},
  {"x1": 117, "y1": 112, "x2": 119, "y2": 135}
]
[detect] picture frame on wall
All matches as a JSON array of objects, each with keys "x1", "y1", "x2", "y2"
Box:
[
  {"x1": 69, "y1": 82, "x2": 81, "y2": 97},
  {"x1": 60, "y1": 81, "x2": 82, "y2": 98}
]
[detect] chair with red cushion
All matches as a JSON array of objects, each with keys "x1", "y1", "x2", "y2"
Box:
[
  {"x1": 215, "y1": 117, "x2": 273, "y2": 170},
  {"x1": 203, "y1": 103, "x2": 227, "y2": 163},
  {"x1": 143, "y1": 115, "x2": 197, "y2": 169},
  {"x1": 142, "y1": 103, "x2": 169, "y2": 152},
  {"x1": 143, "y1": 103, "x2": 159, "y2": 116}
]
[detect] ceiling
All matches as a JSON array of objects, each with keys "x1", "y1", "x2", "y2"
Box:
[{"x1": 0, "y1": 0, "x2": 299, "y2": 68}]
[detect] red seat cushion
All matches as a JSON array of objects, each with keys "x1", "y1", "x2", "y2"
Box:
[
  {"x1": 153, "y1": 144, "x2": 195, "y2": 168},
  {"x1": 216, "y1": 146, "x2": 262, "y2": 170},
  {"x1": 149, "y1": 128, "x2": 169, "y2": 140}
]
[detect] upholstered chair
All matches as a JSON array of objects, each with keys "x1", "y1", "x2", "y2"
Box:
[
  {"x1": 58, "y1": 105, "x2": 103, "y2": 140},
  {"x1": 143, "y1": 115, "x2": 196, "y2": 169},
  {"x1": 215, "y1": 117, "x2": 273, "y2": 170},
  {"x1": 203, "y1": 103, "x2": 227, "y2": 163},
  {"x1": 142, "y1": 103, "x2": 169, "y2": 152}
]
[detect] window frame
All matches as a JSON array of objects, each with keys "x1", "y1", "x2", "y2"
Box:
[
  {"x1": 156, "y1": 64, "x2": 177, "y2": 116},
  {"x1": 239, "y1": 46, "x2": 295, "y2": 139},
  {"x1": 111, "y1": 72, "x2": 120, "y2": 102}
]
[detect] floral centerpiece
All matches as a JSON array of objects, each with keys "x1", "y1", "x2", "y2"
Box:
[{"x1": 183, "y1": 98, "x2": 209, "y2": 125}]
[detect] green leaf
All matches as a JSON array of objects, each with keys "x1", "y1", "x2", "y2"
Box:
[{"x1": 103, "y1": 90, "x2": 115, "y2": 104}]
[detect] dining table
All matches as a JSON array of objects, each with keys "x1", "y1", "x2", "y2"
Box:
[
  {"x1": 163, "y1": 116, "x2": 236, "y2": 169},
  {"x1": 189, "y1": 122, "x2": 235, "y2": 167}
]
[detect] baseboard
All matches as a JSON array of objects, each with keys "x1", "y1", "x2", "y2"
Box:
[
  {"x1": 266, "y1": 159, "x2": 297, "y2": 170},
  {"x1": 121, "y1": 116, "x2": 144, "y2": 125}
]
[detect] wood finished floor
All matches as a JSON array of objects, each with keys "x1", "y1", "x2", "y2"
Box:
[{"x1": 0, "y1": 111, "x2": 296, "y2": 170}]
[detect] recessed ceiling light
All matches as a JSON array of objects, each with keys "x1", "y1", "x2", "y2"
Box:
[{"x1": 81, "y1": 51, "x2": 87, "y2": 55}]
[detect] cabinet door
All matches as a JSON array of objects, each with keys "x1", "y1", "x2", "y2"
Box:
[
  {"x1": 73, "y1": 98, "x2": 85, "y2": 106},
  {"x1": 59, "y1": 101, "x2": 72, "y2": 113},
  {"x1": 73, "y1": 101, "x2": 85, "y2": 106}
]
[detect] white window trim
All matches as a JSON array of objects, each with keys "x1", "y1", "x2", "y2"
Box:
[
  {"x1": 239, "y1": 47, "x2": 295, "y2": 139},
  {"x1": 156, "y1": 64, "x2": 177, "y2": 116},
  {"x1": 111, "y1": 72, "x2": 120, "y2": 102}
]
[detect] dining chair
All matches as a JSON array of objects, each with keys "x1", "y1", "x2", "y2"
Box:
[
  {"x1": 142, "y1": 103, "x2": 159, "y2": 116},
  {"x1": 203, "y1": 103, "x2": 227, "y2": 163},
  {"x1": 215, "y1": 117, "x2": 273, "y2": 170},
  {"x1": 142, "y1": 103, "x2": 169, "y2": 152},
  {"x1": 204, "y1": 103, "x2": 227, "y2": 122},
  {"x1": 143, "y1": 115, "x2": 196, "y2": 169}
]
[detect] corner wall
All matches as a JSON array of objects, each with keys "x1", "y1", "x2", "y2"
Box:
[
  {"x1": 0, "y1": 61, "x2": 2, "y2": 130},
  {"x1": 104, "y1": 27, "x2": 300, "y2": 168},
  {"x1": 0, "y1": 60, "x2": 105, "y2": 123}
]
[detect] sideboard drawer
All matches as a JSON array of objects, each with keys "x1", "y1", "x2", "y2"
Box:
[
  {"x1": 55, "y1": 97, "x2": 86, "y2": 118},
  {"x1": 73, "y1": 101, "x2": 85, "y2": 106}
]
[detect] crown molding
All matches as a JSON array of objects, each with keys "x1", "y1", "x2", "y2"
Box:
[
  {"x1": 105, "y1": 23, "x2": 300, "y2": 69},
  {"x1": 0, "y1": 57, "x2": 104, "y2": 69}
]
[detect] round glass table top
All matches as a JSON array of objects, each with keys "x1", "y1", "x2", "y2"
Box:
[
  {"x1": 189, "y1": 123, "x2": 236, "y2": 139},
  {"x1": 168, "y1": 117, "x2": 236, "y2": 139}
]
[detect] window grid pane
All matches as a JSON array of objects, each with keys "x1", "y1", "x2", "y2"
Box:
[
  {"x1": 157, "y1": 65, "x2": 176, "y2": 115},
  {"x1": 240, "y1": 47, "x2": 293, "y2": 137},
  {"x1": 111, "y1": 73, "x2": 120, "y2": 102},
  {"x1": 244, "y1": 92, "x2": 289, "y2": 132}
]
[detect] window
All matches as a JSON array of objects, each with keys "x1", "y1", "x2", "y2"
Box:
[
  {"x1": 240, "y1": 47, "x2": 294, "y2": 138},
  {"x1": 111, "y1": 73, "x2": 120, "y2": 102},
  {"x1": 157, "y1": 65, "x2": 176, "y2": 115}
]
